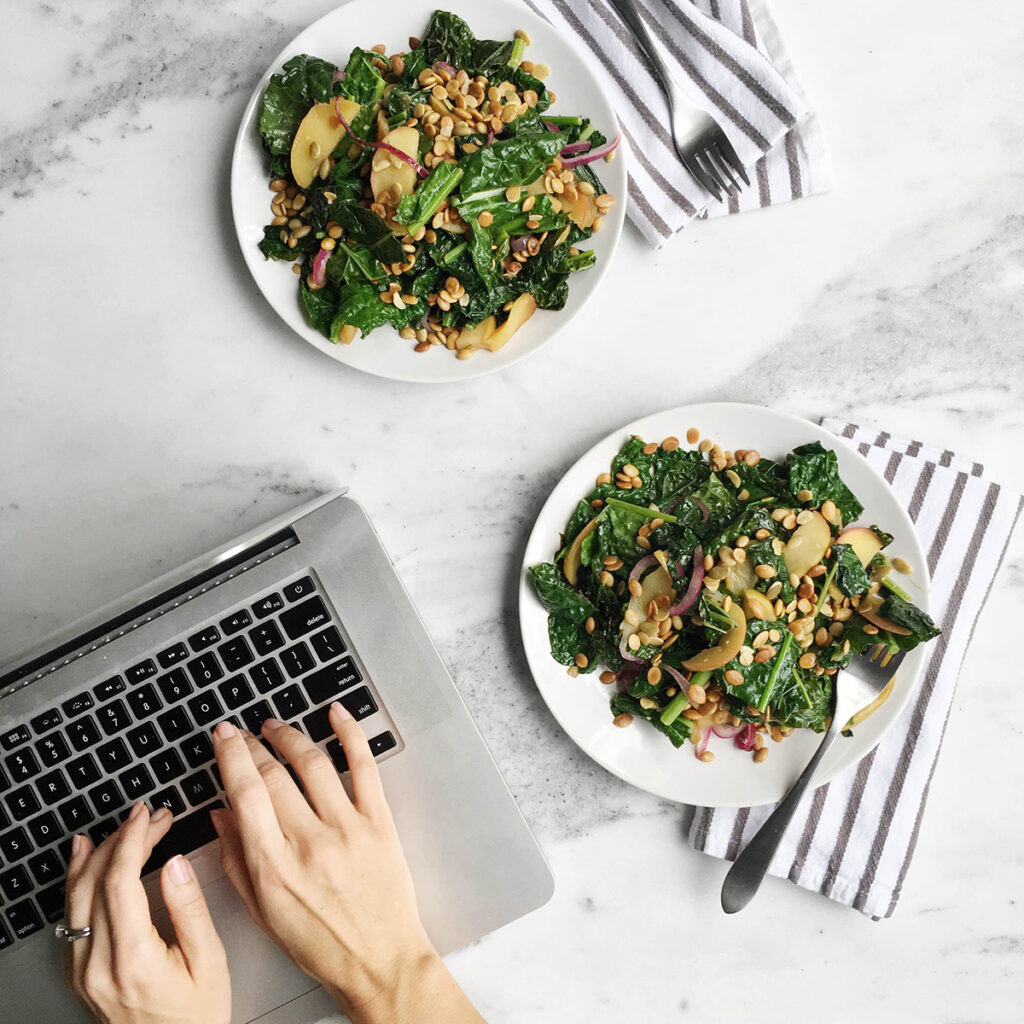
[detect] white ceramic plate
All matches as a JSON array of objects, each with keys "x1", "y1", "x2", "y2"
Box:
[
  {"x1": 230, "y1": 0, "x2": 626, "y2": 383},
  {"x1": 519, "y1": 403, "x2": 931, "y2": 808}
]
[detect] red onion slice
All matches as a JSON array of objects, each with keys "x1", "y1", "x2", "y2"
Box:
[
  {"x1": 628, "y1": 552, "x2": 659, "y2": 583},
  {"x1": 559, "y1": 133, "x2": 621, "y2": 169},
  {"x1": 332, "y1": 68, "x2": 345, "y2": 83},
  {"x1": 736, "y1": 724, "x2": 757, "y2": 751},
  {"x1": 560, "y1": 140, "x2": 592, "y2": 157},
  {"x1": 712, "y1": 724, "x2": 744, "y2": 739},
  {"x1": 333, "y1": 100, "x2": 428, "y2": 178},
  {"x1": 695, "y1": 727, "x2": 710, "y2": 759},
  {"x1": 510, "y1": 235, "x2": 529, "y2": 253},
  {"x1": 619, "y1": 635, "x2": 644, "y2": 664},
  {"x1": 545, "y1": 121, "x2": 561, "y2": 133},
  {"x1": 486, "y1": 127, "x2": 495, "y2": 146},
  {"x1": 310, "y1": 246, "x2": 331, "y2": 287},
  {"x1": 662, "y1": 665, "x2": 689, "y2": 691},
  {"x1": 432, "y1": 60, "x2": 456, "y2": 76},
  {"x1": 668, "y1": 545, "x2": 704, "y2": 616}
]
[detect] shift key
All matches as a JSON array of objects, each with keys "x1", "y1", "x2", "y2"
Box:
[
  {"x1": 279, "y1": 596, "x2": 330, "y2": 640},
  {"x1": 303, "y1": 657, "x2": 362, "y2": 705}
]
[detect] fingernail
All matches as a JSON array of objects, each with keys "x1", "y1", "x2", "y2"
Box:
[
  {"x1": 262, "y1": 717, "x2": 285, "y2": 731},
  {"x1": 71, "y1": 834, "x2": 82, "y2": 858},
  {"x1": 128, "y1": 801, "x2": 145, "y2": 821},
  {"x1": 151, "y1": 807, "x2": 171, "y2": 823},
  {"x1": 330, "y1": 701, "x2": 352, "y2": 722},
  {"x1": 167, "y1": 855, "x2": 194, "y2": 886},
  {"x1": 215, "y1": 721, "x2": 236, "y2": 739}
]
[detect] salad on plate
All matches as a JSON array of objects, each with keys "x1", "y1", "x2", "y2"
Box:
[
  {"x1": 256, "y1": 10, "x2": 619, "y2": 359},
  {"x1": 528, "y1": 427, "x2": 940, "y2": 764}
]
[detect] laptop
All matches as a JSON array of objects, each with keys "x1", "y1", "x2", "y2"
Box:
[{"x1": 0, "y1": 491, "x2": 553, "y2": 1023}]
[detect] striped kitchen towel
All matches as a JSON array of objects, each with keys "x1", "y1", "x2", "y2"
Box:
[
  {"x1": 688, "y1": 420, "x2": 1023, "y2": 920},
  {"x1": 523, "y1": 0, "x2": 831, "y2": 246}
]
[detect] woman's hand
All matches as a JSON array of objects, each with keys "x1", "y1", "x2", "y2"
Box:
[
  {"x1": 211, "y1": 705, "x2": 483, "y2": 1024},
  {"x1": 64, "y1": 803, "x2": 231, "y2": 1024}
]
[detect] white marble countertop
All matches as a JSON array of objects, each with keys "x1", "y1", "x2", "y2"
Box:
[{"x1": 2, "y1": 1, "x2": 1022, "y2": 1021}]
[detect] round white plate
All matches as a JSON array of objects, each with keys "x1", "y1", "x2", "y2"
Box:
[
  {"x1": 230, "y1": 0, "x2": 626, "y2": 383},
  {"x1": 518, "y1": 403, "x2": 931, "y2": 808}
]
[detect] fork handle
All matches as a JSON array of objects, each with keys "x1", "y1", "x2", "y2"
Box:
[
  {"x1": 608, "y1": 0, "x2": 683, "y2": 104},
  {"x1": 720, "y1": 723, "x2": 841, "y2": 914}
]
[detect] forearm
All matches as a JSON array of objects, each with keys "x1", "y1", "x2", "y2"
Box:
[{"x1": 329, "y1": 947, "x2": 485, "y2": 1024}]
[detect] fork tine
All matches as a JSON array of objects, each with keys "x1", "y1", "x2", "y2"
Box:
[
  {"x1": 708, "y1": 145, "x2": 741, "y2": 193},
  {"x1": 714, "y1": 132, "x2": 750, "y2": 187},
  {"x1": 679, "y1": 151, "x2": 722, "y2": 201},
  {"x1": 694, "y1": 149, "x2": 730, "y2": 197}
]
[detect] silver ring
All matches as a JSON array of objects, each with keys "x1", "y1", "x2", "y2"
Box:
[{"x1": 55, "y1": 923, "x2": 92, "y2": 943}]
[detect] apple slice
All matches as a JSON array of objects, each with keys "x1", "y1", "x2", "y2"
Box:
[
  {"x1": 370, "y1": 126, "x2": 420, "y2": 205},
  {"x1": 783, "y1": 511, "x2": 831, "y2": 578},
  {"x1": 455, "y1": 316, "x2": 496, "y2": 352},
  {"x1": 682, "y1": 604, "x2": 747, "y2": 672},
  {"x1": 835, "y1": 527, "x2": 884, "y2": 567},
  {"x1": 742, "y1": 589, "x2": 776, "y2": 622},
  {"x1": 290, "y1": 99, "x2": 361, "y2": 188},
  {"x1": 563, "y1": 516, "x2": 599, "y2": 586},
  {"x1": 858, "y1": 608, "x2": 912, "y2": 636},
  {"x1": 620, "y1": 565, "x2": 675, "y2": 647},
  {"x1": 724, "y1": 558, "x2": 756, "y2": 596},
  {"x1": 566, "y1": 190, "x2": 598, "y2": 229},
  {"x1": 483, "y1": 293, "x2": 536, "y2": 352}
]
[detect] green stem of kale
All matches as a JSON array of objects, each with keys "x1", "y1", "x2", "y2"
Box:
[
  {"x1": 881, "y1": 576, "x2": 912, "y2": 602},
  {"x1": 508, "y1": 37, "x2": 525, "y2": 66},
  {"x1": 441, "y1": 241, "x2": 469, "y2": 265},
  {"x1": 604, "y1": 498, "x2": 678, "y2": 523},
  {"x1": 660, "y1": 670, "x2": 711, "y2": 726},
  {"x1": 544, "y1": 115, "x2": 582, "y2": 127}
]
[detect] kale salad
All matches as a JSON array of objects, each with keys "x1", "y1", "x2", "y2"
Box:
[
  {"x1": 528, "y1": 429, "x2": 940, "y2": 764},
  {"x1": 256, "y1": 10, "x2": 619, "y2": 359}
]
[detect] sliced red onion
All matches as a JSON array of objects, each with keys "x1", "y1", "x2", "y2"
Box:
[
  {"x1": 310, "y1": 246, "x2": 331, "y2": 287},
  {"x1": 510, "y1": 235, "x2": 529, "y2": 253},
  {"x1": 333, "y1": 99, "x2": 428, "y2": 178},
  {"x1": 332, "y1": 68, "x2": 345, "y2": 83},
  {"x1": 432, "y1": 60, "x2": 456, "y2": 76},
  {"x1": 736, "y1": 724, "x2": 757, "y2": 751},
  {"x1": 628, "y1": 552, "x2": 659, "y2": 583},
  {"x1": 559, "y1": 132, "x2": 621, "y2": 169},
  {"x1": 617, "y1": 661, "x2": 643, "y2": 688},
  {"x1": 619, "y1": 635, "x2": 644, "y2": 664},
  {"x1": 486, "y1": 127, "x2": 495, "y2": 146},
  {"x1": 668, "y1": 546, "x2": 704, "y2": 616},
  {"x1": 712, "y1": 723, "x2": 744, "y2": 739},
  {"x1": 692, "y1": 497, "x2": 709, "y2": 523},
  {"x1": 663, "y1": 665, "x2": 689, "y2": 691},
  {"x1": 545, "y1": 121, "x2": 561, "y2": 133},
  {"x1": 695, "y1": 727, "x2": 710, "y2": 759},
  {"x1": 560, "y1": 140, "x2": 592, "y2": 157}
]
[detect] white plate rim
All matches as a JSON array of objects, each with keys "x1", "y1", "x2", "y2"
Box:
[
  {"x1": 229, "y1": 0, "x2": 627, "y2": 383},
  {"x1": 518, "y1": 402, "x2": 931, "y2": 808}
]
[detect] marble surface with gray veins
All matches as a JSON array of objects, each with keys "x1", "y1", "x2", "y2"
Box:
[{"x1": 2, "y1": 1, "x2": 1022, "y2": 1022}]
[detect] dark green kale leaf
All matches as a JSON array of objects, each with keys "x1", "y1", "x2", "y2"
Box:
[
  {"x1": 259, "y1": 55, "x2": 337, "y2": 155},
  {"x1": 512, "y1": 247, "x2": 569, "y2": 310},
  {"x1": 340, "y1": 48, "x2": 386, "y2": 106},
  {"x1": 611, "y1": 693, "x2": 692, "y2": 748},
  {"x1": 329, "y1": 203, "x2": 406, "y2": 265},
  {"x1": 561, "y1": 500, "x2": 597, "y2": 555},
  {"x1": 460, "y1": 134, "x2": 566, "y2": 196},
  {"x1": 528, "y1": 562, "x2": 601, "y2": 669},
  {"x1": 326, "y1": 241, "x2": 388, "y2": 286},
  {"x1": 787, "y1": 442, "x2": 864, "y2": 524},
  {"x1": 299, "y1": 277, "x2": 338, "y2": 337},
  {"x1": 704, "y1": 504, "x2": 774, "y2": 555},
  {"x1": 650, "y1": 449, "x2": 710, "y2": 507},
  {"x1": 732, "y1": 457, "x2": 792, "y2": 504},
  {"x1": 832, "y1": 543, "x2": 871, "y2": 597},
  {"x1": 258, "y1": 224, "x2": 314, "y2": 261},
  {"x1": 770, "y1": 665, "x2": 830, "y2": 732},
  {"x1": 396, "y1": 162, "x2": 464, "y2": 234},
  {"x1": 580, "y1": 502, "x2": 648, "y2": 571},
  {"x1": 876, "y1": 592, "x2": 940, "y2": 650},
  {"x1": 327, "y1": 281, "x2": 419, "y2": 342},
  {"x1": 510, "y1": 67, "x2": 551, "y2": 112},
  {"x1": 689, "y1": 473, "x2": 741, "y2": 540},
  {"x1": 744, "y1": 538, "x2": 795, "y2": 602},
  {"x1": 420, "y1": 11, "x2": 513, "y2": 74}
]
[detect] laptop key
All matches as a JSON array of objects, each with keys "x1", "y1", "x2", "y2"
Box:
[
  {"x1": 0, "y1": 826, "x2": 30, "y2": 862},
  {"x1": 27, "y1": 811, "x2": 61, "y2": 847},
  {"x1": 157, "y1": 706, "x2": 192, "y2": 743},
  {"x1": 96, "y1": 698, "x2": 132, "y2": 737},
  {"x1": 0, "y1": 919, "x2": 13, "y2": 950},
  {"x1": 28, "y1": 849, "x2": 62, "y2": 887},
  {"x1": 125, "y1": 659, "x2": 157, "y2": 685},
  {"x1": 218, "y1": 676, "x2": 254, "y2": 711},
  {"x1": 5, "y1": 748, "x2": 41, "y2": 784},
  {"x1": 127, "y1": 683, "x2": 163, "y2": 720},
  {"x1": 89, "y1": 781, "x2": 123, "y2": 818},
  {"x1": 1, "y1": 726, "x2": 31, "y2": 752},
  {"x1": 188, "y1": 652, "x2": 224, "y2": 686},
  {"x1": 157, "y1": 643, "x2": 190, "y2": 670},
  {"x1": 189, "y1": 625, "x2": 221, "y2": 653},
  {"x1": 142, "y1": 801, "x2": 222, "y2": 876},
  {"x1": 311, "y1": 625, "x2": 346, "y2": 663},
  {"x1": 220, "y1": 609, "x2": 252, "y2": 636},
  {"x1": 273, "y1": 685, "x2": 309, "y2": 721},
  {"x1": 4, "y1": 899, "x2": 43, "y2": 940},
  {"x1": 0, "y1": 803, "x2": 7, "y2": 830},
  {"x1": 280, "y1": 643, "x2": 315, "y2": 679},
  {"x1": 158, "y1": 668, "x2": 193, "y2": 704},
  {"x1": 218, "y1": 637, "x2": 255, "y2": 672},
  {"x1": 35, "y1": 733, "x2": 71, "y2": 768},
  {"x1": 67, "y1": 717, "x2": 102, "y2": 752},
  {"x1": 283, "y1": 576, "x2": 316, "y2": 602},
  {"x1": 188, "y1": 692, "x2": 224, "y2": 728},
  {"x1": 253, "y1": 593, "x2": 284, "y2": 619},
  {"x1": 368, "y1": 731, "x2": 396, "y2": 756},
  {"x1": 35, "y1": 769, "x2": 71, "y2": 806},
  {"x1": 89, "y1": 818, "x2": 118, "y2": 846},
  {"x1": 180, "y1": 732, "x2": 214, "y2": 770},
  {"x1": 280, "y1": 596, "x2": 330, "y2": 641},
  {"x1": 151, "y1": 786, "x2": 186, "y2": 817},
  {"x1": 96, "y1": 739, "x2": 131, "y2": 774},
  {"x1": 301, "y1": 706, "x2": 334, "y2": 743},
  {"x1": 0, "y1": 764, "x2": 9, "y2": 795},
  {"x1": 241, "y1": 701, "x2": 274, "y2": 734},
  {"x1": 303, "y1": 657, "x2": 362, "y2": 706},
  {"x1": 151, "y1": 749, "x2": 186, "y2": 785},
  {"x1": 66, "y1": 752, "x2": 102, "y2": 788},
  {"x1": 29, "y1": 709, "x2": 63, "y2": 736},
  {"x1": 181, "y1": 770, "x2": 217, "y2": 807},
  {"x1": 37, "y1": 882, "x2": 67, "y2": 924},
  {"x1": 5, "y1": 786, "x2": 41, "y2": 822},
  {"x1": 94, "y1": 677, "x2": 126, "y2": 702},
  {"x1": 58, "y1": 795, "x2": 92, "y2": 833},
  {"x1": 119, "y1": 765, "x2": 156, "y2": 802},
  {"x1": 250, "y1": 659, "x2": 285, "y2": 695},
  {"x1": 126, "y1": 723, "x2": 160, "y2": 758},
  {"x1": 249, "y1": 622, "x2": 285, "y2": 656},
  {"x1": 0, "y1": 864, "x2": 32, "y2": 900},
  {"x1": 340, "y1": 687, "x2": 377, "y2": 722},
  {"x1": 62, "y1": 693, "x2": 95, "y2": 719}
]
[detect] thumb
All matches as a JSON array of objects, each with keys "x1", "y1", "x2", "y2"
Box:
[{"x1": 160, "y1": 855, "x2": 225, "y2": 975}]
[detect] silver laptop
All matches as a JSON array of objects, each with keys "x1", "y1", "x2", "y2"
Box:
[{"x1": 0, "y1": 491, "x2": 552, "y2": 1023}]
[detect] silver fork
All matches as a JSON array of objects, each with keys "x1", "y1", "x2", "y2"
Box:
[
  {"x1": 608, "y1": 0, "x2": 749, "y2": 201},
  {"x1": 720, "y1": 644, "x2": 906, "y2": 913}
]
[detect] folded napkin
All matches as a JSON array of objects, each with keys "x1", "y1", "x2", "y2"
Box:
[
  {"x1": 523, "y1": 0, "x2": 831, "y2": 246},
  {"x1": 688, "y1": 420, "x2": 1023, "y2": 920}
]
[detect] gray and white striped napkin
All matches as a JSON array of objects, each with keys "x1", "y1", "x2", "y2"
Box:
[
  {"x1": 689, "y1": 420, "x2": 1023, "y2": 920},
  {"x1": 524, "y1": 0, "x2": 831, "y2": 246}
]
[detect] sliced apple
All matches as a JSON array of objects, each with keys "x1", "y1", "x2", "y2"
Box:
[
  {"x1": 563, "y1": 516, "x2": 599, "y2": 586},
  {"x1": 482, "y1": 293, "x2": 536, "y2": 352},
  {"x1": 290, "y1": 99, "x2": 361, "y2": 188},
  {"x1": 682, "y1": 603, "x2": 747, "y2": 672},
  {"x1": 783, "y1": 511, "x2": 831, "y2": 578},
  {"x1": 742, "y1": 589, "x2": 776, "y2": 622},
  {"x1": 724, "y1": 558, "x2": 756, "y2": 596},
  {"x1": 836, "y1": 527, "x2": 884, "y2": 568},
  {"x1": 620, "y1": 565, "x2": 675, "y2": 646},
  {"x1": 455, "y1": 316, "x2": 496, "y2": 352},
  {"x1": 858, "y1": 608, "x2": 912, "y2": 636},
  {"x1": 566, "y1": 190, "x2": 598, "y2": 229},
  {"x1": 370, "y1": 126, "x2": 420, "y2": 205}
]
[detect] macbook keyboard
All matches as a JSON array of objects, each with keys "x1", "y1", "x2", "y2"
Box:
[{"x1": 0, "y1": 573, "x2": 400, "y2": 949}]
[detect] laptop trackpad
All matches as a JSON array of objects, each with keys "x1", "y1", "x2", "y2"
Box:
[{"x1": 153, "y1": 875, "x2": 320, "y2": 1024}]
